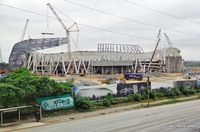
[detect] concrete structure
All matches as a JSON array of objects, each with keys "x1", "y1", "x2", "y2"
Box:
[
  {"x1": 9, "y1": 38, "x2": 184, "y2": 75},
  {"x1": 173, "y1": 79, "x2": 197, "y2": 89}
]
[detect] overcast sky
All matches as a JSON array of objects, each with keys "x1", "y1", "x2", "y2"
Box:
[{"x1": 0, "y1": 0, "x2": 200, "y2": 62}]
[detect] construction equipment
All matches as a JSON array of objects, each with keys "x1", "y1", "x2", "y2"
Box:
[
  {"x1": 47, "y1": 3, "x2": 79, "y2": 62},
  {"x1": 118, "y1": 74, "x2": 126, "y2": 83},
  {"x1": 124, "y1": 73, "x2": 143, "y2": 81},
  {"x1": 41, "y1": 6, "x2": 54, "y2": 37},
  {"x1": 148, "y1": 29, "x2": 161, "y2": 71},
  {"x1": 20, "y1": 19, "x2": 29, "y2": 41},
  {"x1": 164, "y1": 33, "x2": 173, "y2": 47}
]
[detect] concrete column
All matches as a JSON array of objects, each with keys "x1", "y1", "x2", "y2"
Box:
[
  {"x1": 121, "y1": 67, "x2": 124, "y2": 74},
  {"x1": 101, "y1": 67, "x2": 104, "y2": 75}
]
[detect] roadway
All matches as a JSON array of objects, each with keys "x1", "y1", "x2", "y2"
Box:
[{"x1": 16, "y1": 100, "x2": 200, "y2": 132}]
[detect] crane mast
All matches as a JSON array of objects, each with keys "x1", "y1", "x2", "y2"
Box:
[
  {"x1": 47, "y1": 3, "x2": 71, "y2": 61},
  {"x1": 148, "y1": 29, "x2": 161, "y2": 71},
  {"x1": 21, "y1": 19, "x2": 29, "y2": 41}
]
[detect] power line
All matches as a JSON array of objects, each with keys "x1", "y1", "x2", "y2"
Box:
[
  {"x1": 0, "y1": 2, "x2": 155, "y2": 41},
  {"x1": 0, "y1": 3, "x2": 56, "y2": 21},
  {"x1": 0, "y1": 2, "x2": 198, "y2": 47},
  {"x1": 52, "y1": 4, "x2": 75, "y2": 23},
  {"x1": 48, "y1": 5, "x2": 155, "y2": 41},
  {"x1": 63, "y1": 0, "x2": 200, "y2": 37},
  {"x1": 124, "y1": 0, "x2": 200, "y2": 25},
  {"x1": 50, "y1": 6, "x2": 198, "y2": 48}
]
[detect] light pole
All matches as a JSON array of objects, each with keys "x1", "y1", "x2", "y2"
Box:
[{"x1": 147, "y1": 76, "x2": 150, "y2": 107}]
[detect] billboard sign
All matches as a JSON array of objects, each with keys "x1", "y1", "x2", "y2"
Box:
[
  {"x1": 117, "y1": 83, "x2": 134, "y2": 96},
  {"x1": 117, "y1": 82, "x2": 150, "y2": 96},
  {"x1": 36, "y1": 95, "x2": 74, "y2": 111}
]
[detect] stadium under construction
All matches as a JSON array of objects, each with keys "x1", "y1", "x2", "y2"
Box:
[
  {"x1": 9, "y1": 36, "x2": 184, "y2": 76},
  {"x1": 8, "y1": 4, "x2": 184, "y2": 75}
]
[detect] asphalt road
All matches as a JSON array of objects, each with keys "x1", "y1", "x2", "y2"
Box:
[{"x1": 16, "y1": 100, "x2": 200, "y2": 132}]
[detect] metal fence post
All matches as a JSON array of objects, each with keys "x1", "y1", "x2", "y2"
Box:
[
  {"x1": 1, "y1": 112, "x2": 3, "y2": 126},
  {"x1": 18, "y1": 109, "x2": 21, "y2": 123},
  {"x1": 39, "y1": 105, "x2": 42, "y2": 121}
]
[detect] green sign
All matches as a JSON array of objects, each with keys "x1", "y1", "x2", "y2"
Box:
[{"x1": 36, "y1": 95, "x2": 74, "y2": 111}]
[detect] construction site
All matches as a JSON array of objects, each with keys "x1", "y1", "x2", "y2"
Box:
[
  {"x1": 7, "y1": 3, "x2": 185, "y2": 77},
  {"x1": 10, "y1": 39, "x2": 183, "y2": 76}
]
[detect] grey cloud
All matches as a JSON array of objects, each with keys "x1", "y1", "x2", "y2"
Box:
[{"x1": 0, "y1": 0, "x2": 200, "y2": 62}]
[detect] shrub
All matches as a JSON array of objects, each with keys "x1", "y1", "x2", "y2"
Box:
[
  {"x1": 141, "y1": 93, "x2": 148, "y2": 100},
  {"x1": 173, "y1": 89, "x2": 182, "y2": 96},
  {"x1": 195, "y1": 88, "x2": 200, "y2": 93},
  {"x1": 188, "y1": 89, "x2": 196, "y2": 94},
  {"x1": 164, "y1": 89, "x2": 176, "y2": 98},
  {"x1": 149, "y1": 92, "x2": 157, "y2": 100},
  {"x1": 180, "y1": 88, "x2": 190, "y2": 96},
  {"x1": 154, "y1": 92, "x2": 164, "y2": 98},
  {"x1": 154, "y1": 87, "x2": 170, "y2": 94},
  {"x1": 102, "y1": 99, "x2": 111, "y2": 107},
  {"x1": 105, "y1": 93, "x2": 113, "y2": 104},
  {"x1": 131, "y1": 94, "x2": 142, "y2": 101},
  {"x1": 112, "y1": 97, "x2": 130, "y2": 104},
  {"x1": 75, "y1": 97, "x2": 93, "y2": 111}
]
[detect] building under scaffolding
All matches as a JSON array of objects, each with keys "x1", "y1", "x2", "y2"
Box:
[{"x1": 8, "y1": 37, "x2": 184, "y2": 75}]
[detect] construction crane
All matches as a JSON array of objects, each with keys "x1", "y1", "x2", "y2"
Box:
[
  {"x1": 47, "y1": 3, "x2": 78, "y2": 61},
  {"x1": 148, "y1": 29, "x2": 161, "y2": 71},
  {"x1": 20, "y1": 19, "x2": 29, "y2": 41},
  {"x1": 164, "y1": 33, "x2": 173, "y2": 47}
]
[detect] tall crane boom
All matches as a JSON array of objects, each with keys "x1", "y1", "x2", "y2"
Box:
[
  {"x1": 148, "y1": 29, "x2": 161, "y2": 71},
  {"x1": 47, "y1": 3, "x2": 67, "y2": 31},
  {"x1": 21, "y1": 19, "x2": 29, "y2": 41},
  {"x1": 47, "y1": 3, "x2": 71, "y2": 60},
  {"x1": 164, "y1": 33, "x2": 173, "y2": 47}
]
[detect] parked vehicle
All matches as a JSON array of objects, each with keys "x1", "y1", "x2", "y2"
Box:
[{"x1": 124, "y1": 73, "x2": 143, "y2": 81}]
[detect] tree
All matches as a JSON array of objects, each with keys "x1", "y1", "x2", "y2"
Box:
[
  {"x1": 0, "y1": 83, "x2": 24, "y2": 108},
  {"x1": 0, "y1": 68, "x2": 73, "y2": 108}
]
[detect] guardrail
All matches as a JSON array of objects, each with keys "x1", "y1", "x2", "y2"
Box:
[{"x1": 0, "y1": 105, "x2": 42, "y2": 127}]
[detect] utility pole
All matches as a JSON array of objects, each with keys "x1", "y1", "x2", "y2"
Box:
[{"x1": 147, "y1": 76, "x2": 151, "y2": 107}]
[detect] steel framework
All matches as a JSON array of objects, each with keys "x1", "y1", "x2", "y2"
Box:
[
  {"x1": 9, "y1": 37, "x2": 68, "y2": 66},
  {"x1": 97, "y1": 43, "x2": 144, "y2": 54}
]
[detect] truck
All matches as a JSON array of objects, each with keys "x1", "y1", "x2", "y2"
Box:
[{"x1": 124, "y1": 73, "x2": 143, "y2": 81}]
